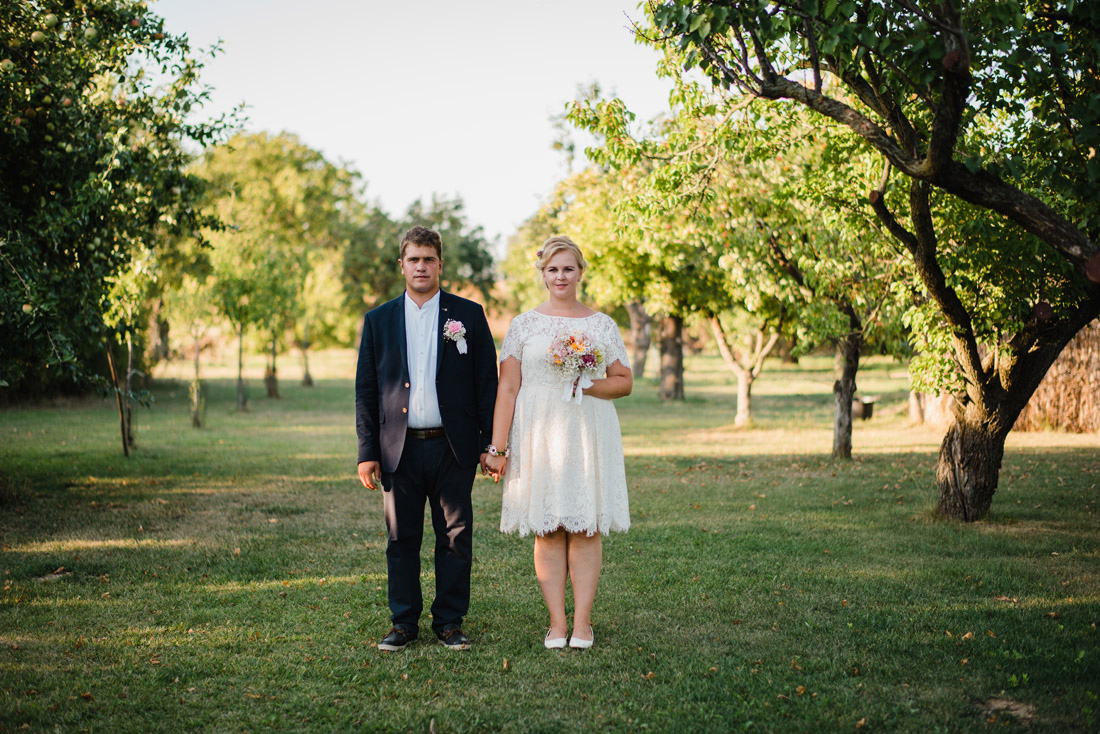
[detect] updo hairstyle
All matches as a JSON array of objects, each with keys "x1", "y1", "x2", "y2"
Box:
[{"x1": 535, "y1": 235, "x2": 587, "y2": 276}]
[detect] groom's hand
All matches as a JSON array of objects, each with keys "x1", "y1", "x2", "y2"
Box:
[{"x1": 358, "y1": 461, "x2": 382, "y2": 490}]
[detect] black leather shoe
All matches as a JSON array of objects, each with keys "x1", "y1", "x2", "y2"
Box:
[
  {"x1": 436, "y1": 627, "x2": 470, "y2": 650},
  {"x1": 378, "y1": 627, "x2": 417, "y2": 651}
]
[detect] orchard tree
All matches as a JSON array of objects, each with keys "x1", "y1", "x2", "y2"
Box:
[
  {"x1": 642, "y1": 0, "x2": 1100, "y2": 518},
  {"x1": 192, "y1": 132, "x2": 361, "y2": 400},
  {"x1": 569, "y1": 92, "x2": 904, "y2": 442},
  {"x1": 0, "y1": 0, "x2": 230, "y2": 395},
  {"x1": 162, "y1": 270, "x2": 215, "y2": 427},
  {"x1": 103, "y1": 246, "x2": 157, "y2": 454}
]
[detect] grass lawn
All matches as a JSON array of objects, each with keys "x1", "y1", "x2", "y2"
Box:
[{"x1": 1, "y1": 348, "x2": 1098, "y2": 733}]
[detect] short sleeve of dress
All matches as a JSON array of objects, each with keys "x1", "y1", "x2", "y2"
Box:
[
  {"x1": 600, "y1": 314, "x2": 631, "y2": 371},
  {"x1": 499, "y1": 313, "x2": 528, "y2": 364}
]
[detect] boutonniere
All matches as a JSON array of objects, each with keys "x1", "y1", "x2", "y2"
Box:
[{"x1": 443, "y1": 319, "x2": 468, "y2": 354}]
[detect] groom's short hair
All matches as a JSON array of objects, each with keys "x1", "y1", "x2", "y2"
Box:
[{"x1": 400, "y1": 226, "x2": 443, "y2": 259}]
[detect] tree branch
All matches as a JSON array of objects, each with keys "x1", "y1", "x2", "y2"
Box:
[
  {"x1": 718, "y1": 69, "x2": 1096, "y2": 269},
  {"x1": 908, "y1": 180, "x2": 989, "y2": 397}
]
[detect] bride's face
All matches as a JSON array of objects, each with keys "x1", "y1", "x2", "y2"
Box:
[{"x1": 543, "y1": 251, "x2": 582, "y2": 296}]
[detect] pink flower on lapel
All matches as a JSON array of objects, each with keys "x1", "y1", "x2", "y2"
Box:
[{"x1": 443, "y1": 319, "x2": 468, "y2": 354}]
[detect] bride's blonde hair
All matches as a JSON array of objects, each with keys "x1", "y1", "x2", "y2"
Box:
[{"x1": 535, "y1": 235, "x2": 587, "y2": 275}]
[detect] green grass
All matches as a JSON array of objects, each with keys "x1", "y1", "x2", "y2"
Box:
[{"x1": 1, "y1": 349, "x2": 1098, "y2": 733}]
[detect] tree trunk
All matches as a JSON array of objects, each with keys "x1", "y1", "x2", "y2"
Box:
[
  {"x1": 301, "y1": 319, "x2": 314, "y2": 387},
  {"x1": 191, "y1": 332, "x2": 203, "y2": 428},
  {"x1": 936, "y1": 410, "x2": 1008, "y2": 521},
  {"x1": 626, "y1": 302, "x2": 651, "y2": 379},
  {"x1": 150, "y1": 297, "x2": 170, "y2": 365},
  {"x1": 708, "y1": 315, "x2": 760, "y2": 427},
  {"x1": 658, "y1": 314, "x2": 684, "y2": 401},
  {"x1": 933, "y1": 305, "x2": 1100, "y2": 521},
  {"x1": 734, "y1": 365, "x2": 752, "y2": 427},
  {"x1": 236, "y1": 323, "x2": 247, "y2": 412},
  {"x1": 105, "y1": 343, "x2": 129, "y2": 458},
  {"x1": 909, "y1": 391, "x2": 925, "y2": 424},
  {"x1": 265, "y1": 329, "x2": 280, "y2": 398},
  {"x1": 832, "y1": 330, "x2": 862, "y2": 460},
  {"x1": 124, "y1": 328, "x2": 136, "y2": 450}
]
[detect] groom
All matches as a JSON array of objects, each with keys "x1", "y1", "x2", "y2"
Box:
[{"x1": 355, "y1": 225, "x2": 497, "y2": 651}]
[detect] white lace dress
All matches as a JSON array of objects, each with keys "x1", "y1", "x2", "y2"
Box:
[{"x1": 498, "y1": 310, "x2": 631, "y2": 537}]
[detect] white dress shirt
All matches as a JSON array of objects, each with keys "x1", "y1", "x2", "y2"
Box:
[{"x1": 404, "y1": 290, "x2": 443, "y2": 429}]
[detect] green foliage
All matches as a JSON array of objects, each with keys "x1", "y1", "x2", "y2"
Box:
[
  {"x1": 0, "y1": 0, "x2": 232, "y2": 394},
  {"x1": 189, "y1": 132, "x2": 363, "y2": 352},
  {"x1": 567, "y1": 85, "x2": 906, "y2": 357},
  {"x1": 641, "y1": 0, "x2": 1100, "y2": 397}
]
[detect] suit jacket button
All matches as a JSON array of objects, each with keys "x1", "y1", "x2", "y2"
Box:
[
  {"x1": 402, "y1": 407, "x2": 408, "y2": 414},
  {"x1": 404, "y1": 382, "x2": 410, "y2": 388}
]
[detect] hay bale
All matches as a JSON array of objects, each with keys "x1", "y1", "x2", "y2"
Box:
[{"x1": 1015, "y1": 319, "x2": 1100, "y2": 432}]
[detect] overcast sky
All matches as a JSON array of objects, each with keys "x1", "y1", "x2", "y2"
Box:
[{"x1": 152, "y1": 0, "x2": 675, "y2": 250}]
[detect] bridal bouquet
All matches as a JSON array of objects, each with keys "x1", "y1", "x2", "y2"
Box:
[{"x1": 547, "y1": 331, "x2": 604, "y2": 404}]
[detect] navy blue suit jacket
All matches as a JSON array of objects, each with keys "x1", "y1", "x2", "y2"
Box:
[{"x1": 355, "y1": 290, "x2": 497, "y2": 473}]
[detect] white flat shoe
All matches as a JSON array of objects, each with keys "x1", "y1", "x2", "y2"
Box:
[
  {"x1": 544, "y1": 630, "x2": 567, "y2": 649},
  {"x1": 568, "y1": 629, "x2": 593, "y2": 649}
]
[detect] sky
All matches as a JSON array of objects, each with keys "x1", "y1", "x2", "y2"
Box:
[{"x1": 151, "y1": 0, "x2": 676, "y2": 250}]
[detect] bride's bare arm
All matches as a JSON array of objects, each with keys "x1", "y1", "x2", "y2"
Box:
[
  {"x1": 584, "y1": 360, "x2": 632, "y2": 400},
  {"x1": 486, "y1": 357, "x2": 522, "y2": 477}
]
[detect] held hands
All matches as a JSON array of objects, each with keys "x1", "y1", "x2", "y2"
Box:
[
  {"x1": 483, "y1": 453, "x2": 507, "y2": 483},
  {"x1": 357, "y1": 461, "x2": 382, "y2": 490}
]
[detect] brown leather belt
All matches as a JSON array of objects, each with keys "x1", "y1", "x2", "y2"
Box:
[{"x1": 407, "y1": 427, "x2": 445, "y2": 440}]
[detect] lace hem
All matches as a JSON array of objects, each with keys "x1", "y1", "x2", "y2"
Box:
[{"x1": 500, "y1": 514, "x2": 631, "y2": 538}]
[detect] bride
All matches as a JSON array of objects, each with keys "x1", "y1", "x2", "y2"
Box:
[{"x1": 485, "y1": 235, "x2": 632, "y2": 650}]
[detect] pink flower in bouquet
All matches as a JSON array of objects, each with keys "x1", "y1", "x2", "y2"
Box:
[{"x1": 547, "y1": 331, "x2": 604, "y2": 402}]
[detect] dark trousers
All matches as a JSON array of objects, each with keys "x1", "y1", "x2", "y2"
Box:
[{"x1": 381, "y1": 434, "x2": 475, "y2": 633}]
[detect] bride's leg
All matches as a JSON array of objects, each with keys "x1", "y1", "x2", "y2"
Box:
[
  {"x1": 566, "y1": 532, "x2": 602, "y2": 641},
  {"x1": 534, "y1": 529, "x2": 568, "y2": 638}
]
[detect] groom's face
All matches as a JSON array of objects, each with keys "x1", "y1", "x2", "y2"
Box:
[{"x1": 400, "y1": 244, "x2": 442, "y2": 296}]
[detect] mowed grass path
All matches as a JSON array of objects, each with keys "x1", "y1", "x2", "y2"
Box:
[{"x1": 1, "y1": 349, "x2": 1098, "y2": 733}]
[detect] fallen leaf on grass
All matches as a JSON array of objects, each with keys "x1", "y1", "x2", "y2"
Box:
[
  {"x1": 80, "y1": 692, "x2": 93, "y2": 700},
  {"x1": 855, "y1": 718, "x2": 866, "y2": 729},
  {"x1": 993, "y1": 595, "x2": 1018, "y2": 603},
  {"x1": 962, "y1": 631, "x2": 974, "y2": 640},
  {"x1": 1045, "y1": 612, "x2": 1061, "y2": 619},
  {"x1": 796, "y1": 686, "x2": 807, "y2": 696}
]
